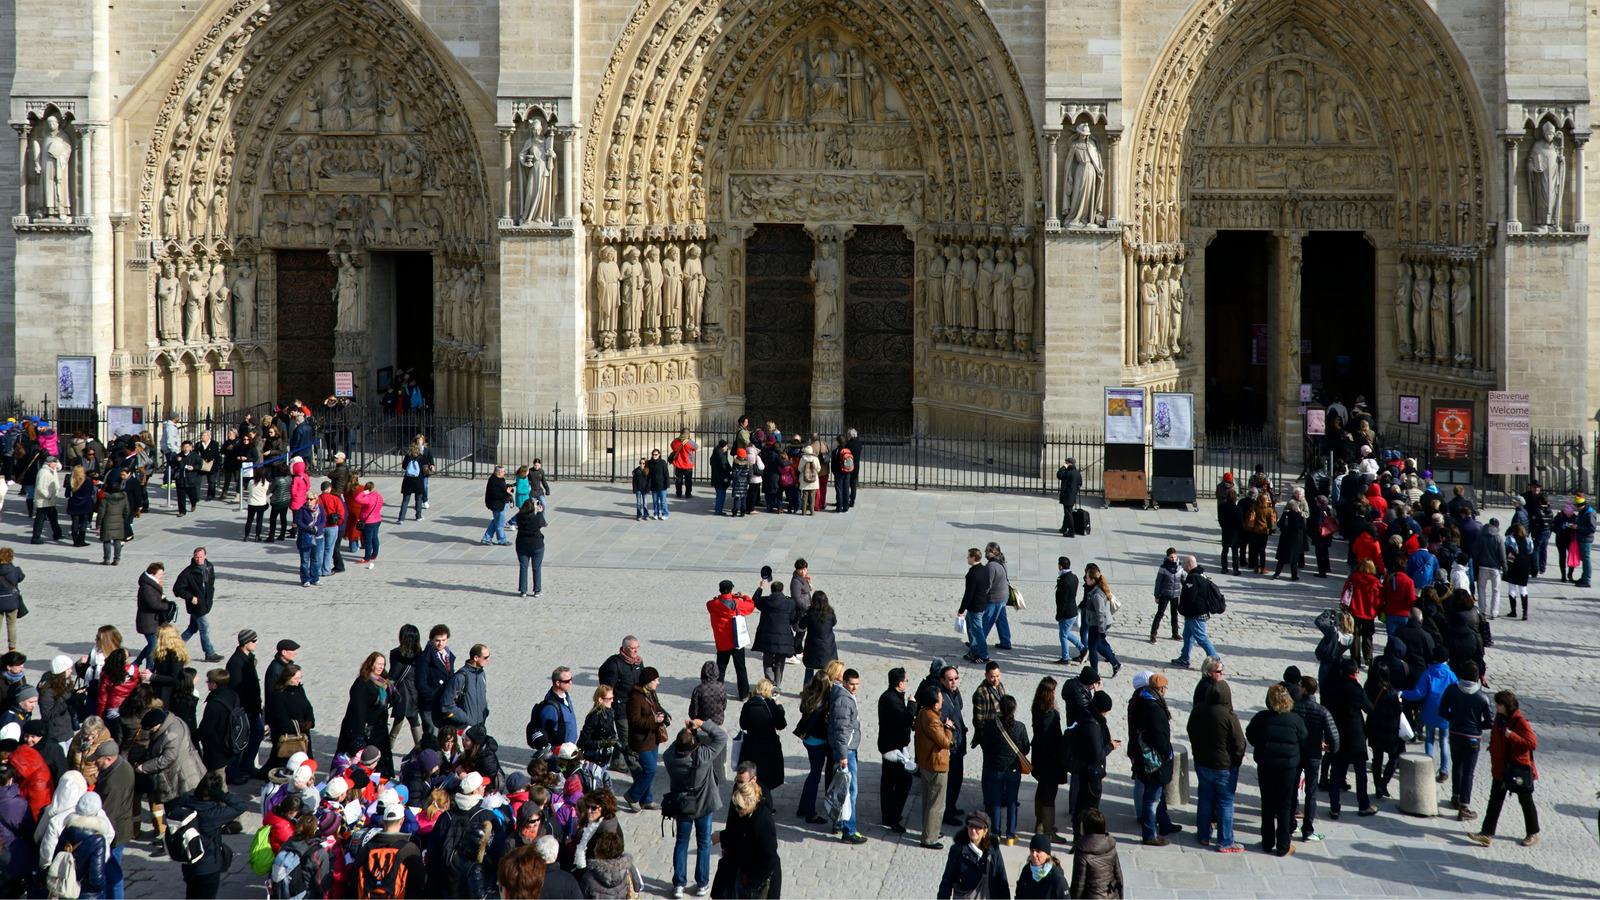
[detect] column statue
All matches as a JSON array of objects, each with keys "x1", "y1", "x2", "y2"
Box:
[
  {"x1": 1138, "y1": 263, "x2": 1161, "y2": 363},
  {"x1": 991, "y1": 247, "x2": 1014, "y2": 344},
  {"x1": 1393, "y1": 262, "x2": 1413, "y2": 358},
  {"x1": 1409, "y1": 261, "x2": 1430, "y2": 361},
  {"x1": 1429, "y1": 264, "x2": 1450, "y2": 364},
  {"x1": 974, "y1": 245, "x2": 995, "y2": 345},
  {"x1": 1451, "y1": 265, "x2": 1472, "y2": 366},
  {"x1": 662, "y1": 244, "x2": 684, "y2": 344},
  {"x1": 1528, "y1": 120, "x2": 1565, "y2": 231},
  {"x1": 620, "y1": 245, "x2": 644, "y2": 348},
  {"x1": 941, "y1": 244, "x2": 961, "y2": 339},
  {"x1": 158, "y1": 261, "x2": 182, "y2": 343},
  {"x1": 334, "y1": 252, "x2": 363, "y2": 332},
  {"x1": 595, "y1": 246, "x2": 621, "y2": 350},
  {"x1": 956, "y1": 245, "x2": 978, "y2": 342},
  {"x1": 812, "y1": 241, "x2": 841, "y2": 340},
  {"x1": 1011, "y1": 249, "x2": 1035, "y2": 353},
  {"x1": 207, "y1": 260, "x2": 230, "y2": 341},
  {"x1": 1166, "y1": 262, "x2": 1185, "y2": 358},
  {"x1": 518, "y1": 115, "x2": 556, "y2": 226},
  {"x1": 31, "y1": 115, "x2": 73, "y2": 219},
  {"x1": 231, "y1": 260, "x2": 256, "y2": 341},
  {"x1": 682, "y1": 244, "x2": 705, "y2": 342},
  {"x1": 925, "y1": 244, "x2": 947, "y2": 341},
  {"x1": 642, "y1": 244, "x2": 664, "y2": 345},
  {"x1": 183, "y1": 261, "x2": 207, "y2": 343}
]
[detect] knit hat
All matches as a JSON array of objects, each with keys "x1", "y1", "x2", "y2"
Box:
[
  {"x1": 237, "y1": 629, "x2": 258, "y2": 646},
  {"x1": 506, "y1": 772, "x2": 530, "y2": 795},
  {"x1": 1222, "y1": 472, "x2": 1233, "y2": 482},
  {"x1": 928, "y1": 658, "x2": 947, "y2": 677},
  {"x1": 358, "y1": 746, "x2": 382, "y2": 768},
  {"x1": 964, "y1": 810, "x2": 991, "y2": 831},
  {"x1": 50, "y1": 655, "x2": 72, "y2": 676},
  {"x1": 1029, "y1": 833, "x2": 1052, "y2": 854},
  {"x1": 1131, "y1": 671, "x2": 1153, "y2": 690},
  {"x1": 141, "y1": 708, "x2": 168, "y2": 729},
  {"x1": 464, "y1": 725, "x2": 488, "y2": 747},
  {"x1": 1282, "y1": 666, "x2": 1302, "y2": 685},
  {"x1": 736, "y1": 448, "x2": 747, "y2": 459},
  {"x1": 416, "y1": 749, "x2": 442, "y2": 773},
  {"x1": 76, "y1": 793, "x2": 104, "y2": 817},
  {"x1": 638, "y1": 666, "x2": 660, "y2": 685},
  {"x1": 1092, "y1": 691, "x2": 1114, "y2": 714},
  {"x1": 1077, "y1": 666, "x2": 1099, "y2": 686},
  {"x1": 13, "y1": 685, "x2": 37, "y2": 704},
  {"x1": 21, "y1": 720, "x2": 45, "y2": 738}
]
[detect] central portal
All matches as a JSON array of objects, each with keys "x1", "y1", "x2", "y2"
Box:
[
  {"x1": 744, "y1": 225, "x2": 816, "y2": 430},
  {"x1": 843, "y1": 226, "x2": 914, "y2": 431}
]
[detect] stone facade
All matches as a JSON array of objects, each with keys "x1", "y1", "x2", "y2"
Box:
[{"x1": 0, "y1": 0, "x2": 1595, "y2": 441}]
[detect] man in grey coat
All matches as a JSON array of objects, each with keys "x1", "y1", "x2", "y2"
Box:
[
  {"x1": 828, "y1": 668, "x2": 868, "y2": 843},
  {"x1": 439, "y1": 644, "x2": 490, "y2": 730},
  {"x1": 1471, "y1": 518, "x2": 1506, "y2": 618},
  {"x1": 664, "y1": 717, "x2": 728, "y2": 896},
  {"x1": 983, "y1": 543, "x2": 1013, "y2": 653}
]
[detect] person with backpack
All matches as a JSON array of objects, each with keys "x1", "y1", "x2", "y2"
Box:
[
  {"x1": 1127, "y1": 673, "x2": 1177, "y2": 845},
  {"x1": 196, "y1": 669, "x2": 246, "y2": 779},
  {"x1": 527, "y1": 666, "x2": 577, "y2": 759},
  {"x1": 173, "y1": 547, "x2": 222, "y2": 664},
  {"x1": 397, "y1": 436, "x2": 432, "y2": 523},
  {"x1": 664, "y1": 717, "x2": 729, "y2": 898},
  {"x1": 47, "y1": 791, "x2": 114, "y2": 900},
  {"x1": 1438, "y1": 661, "x2": 1494, "y2": 821},
  {"x1": 439, "y1": 644, "x2": 490, "y2": 731},
  {"x1": 165, "y1": 772, "x2": 248, "y2": 899},
  {"x1": 132, "y1": 708, "x2": 205, "y2": 855},
  {"x1": 1172, "y1": 556, "x2": 1222, "y2": 669},
  {"x1": 271, "y1": 811, "x2": 332, "y2": 900},
  {"x1": 354, "y1": 802, "x2": 422, "y2": 898},
  {"x1": 830, "y1": 435, "x2": 854, "y2": 513}
]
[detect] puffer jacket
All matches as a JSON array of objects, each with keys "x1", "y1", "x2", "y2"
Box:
[
  {"x1": 95, "y1": 488, "x2": 133, "y2": 542},
  {"x1": 268, "y1": 473, "x2": 293, "y2": 510},
  {"x1": 1244, "y1": 708, "x2": 1307, "y2": 772},
  {"x1": 581, "y1": 854, "x2": 640, "y2": 899},
  {"x1": 1068, "y1": 833, "x2": 1124, "y2": 899},
  {"x1": 56, "y1": 815, "x2": 112, "y2": 896},
  {"x1": 1291, "y1": 695, "x2": 1340, "y2": 760},
  {"x1": 1186, "y1": 680, "x2": 1247, "y2": 771},
  {"x1": 288, "y1": 458, "x2": 311, "y2": 510},
  {"x1": 1400, "y1": 662, "x2": 1460, "y2": 729},
  {"x1": 687, "y1": 661, "x2": 728, "y2": 726},
  {"x1": 1153, "y1": 559, "x2": 1183, "y2": 599}
]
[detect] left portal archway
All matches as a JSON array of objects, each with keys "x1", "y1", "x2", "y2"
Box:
[{"x1": 119, "y1": 0, "x2": 496, "y2": 412}]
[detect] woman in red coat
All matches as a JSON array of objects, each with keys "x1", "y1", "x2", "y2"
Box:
[
  {"x1": 1469, "y1": 691, "x2": 1539, "y2": 846},
  {"x1": 1351, "y1": 528, "x2": 1385, "y2": 577},
  {"x1": 1341, "y1": 559, "x2": 1382, "y2": 667}
]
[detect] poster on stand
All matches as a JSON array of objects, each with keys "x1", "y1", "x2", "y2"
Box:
[
  {"x1": 1431, "y1": 402, "x2": 1473, "y2": 462},
  {"x1": 1487, "y1": 391, "x2": 1531, "y2": 475},
  {"x1": 1104, "y1": 387, "x2": 1147, "y2": 444},
  {"x1": 56, "y1": 356, "x2": 95, "y2": 409},
  {"x1": 107, "y1": 406, "x2": 144, "y2": 438},
  {"x1": 1152, "y1": 393, "x2": 1194, "y2": 450}
]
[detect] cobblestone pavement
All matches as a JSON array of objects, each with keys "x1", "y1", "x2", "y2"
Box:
[{"x1": 4, "y1": 477, "x2": 1598, "y2": 897}]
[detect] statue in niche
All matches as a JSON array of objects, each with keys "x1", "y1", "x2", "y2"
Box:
[
  {"x1": 208, "y1": 187, "x2": 228, "y2": 240},
  {"x1": 1228, "y1": 84, "x2": 1251, "y2": 145},
  {"x1": 157, "y1": 261, "x2": 182, "y2": 343},
  {"x1": 161, "y1": 184, "x2": 182, "y2": 238},
  {"x1": 1409, "y1": 261, "x2": 1430, "y2": 360},
  {"x1": 810, "y1": 36, "x2": 848, "y2": 119},
  {"x1": 812, "y1": 241, "x2": 841, "y2": 340},
  {"x1": 298, "y1": 84, "x2": 322, "y2": 131},
  {"x1": 956, "y1": 244, "x2": 978, "y2": 340},
  {"x1": 669, "y1": 173, "x2": 688, "y2": 224},
  {"x1": 1336, "y1": 91, "x2": 1371, "y2": 142},
  {"x1": 867, "y1": 64, "x2": 899, "y2": 121},
  {"x1": 648, "y1": 173, "x2": 667, "y2": 224},
  {"x1": 754, "y1": 58, "x2": 789, "y2": 122},
  {"x1": 1248, "y1": 76, "x2": 1270, "y2": 143},
  {"x1": 689, "y1": 172, "x2": 706, "y2": 221},
  {"x1": 704, "y1": 247, "x2": 723, "y2": 332},
  {"x1": 787, "y1": 56, "x2": 809, "y2": 122},
  {"x1": 620, "y1": 245, "x2": 643, "y2": 348},
  {"x1": 518, "y1": 115, "x2": 556, "y2": 225},
  {"x1": 1312, "y1": 76, "x2": 1338, "y2": 143},
  {"x1": 288, "y1": 143, "x2": 310, "y2": 191},
  {"x1": 1166, "y1": 262, "x2": 1185, "y2": 358},
  {"x1": 1138, "y1": 263, "x2": 1160, "y2": 363},
  {"x1": 188, "y1": 186, "x2": 211, "y2": 241},
  {"x1": 595, "y1": 246, "x2": 621, "y2": 349},
  {"x1": 973, "y1": 245, "x2": 995, "y2": 345},
  {"x1": 31, "y1": 115, "x2": 73, "y2": 219},
  {"x1": 1451, "y1": 265, "x2": 1472, "y2": 366},
  {"x1": 183, "y1": 261, "x2": 207, "y2": 343},
  {"x1": 467, "y1": 267, "x2": 484, "y2": 346},
  {"x1": 348, "y1": 65, "x2": 378, "y2": 131},
  {"x1": 683, "y1": 243, "x2": 705, "y2": 341},
  {"x1": 1277, "y1": 71, "x2": 1306, "y2": 142},
  {"x1": 1063, "y1": 123, "x2": 1103, "y2": 227},
  {"x1": 642, "y1": 244, "x2": 664, "y2": 345},
  {"x1": 1153, "y1": 264, "x2": 1171, "y2": 355},
  {"x1": 992, "y1": 246, "x2": 1014, "y2": 343},
  {"x1": 1528, "y1": 119, "x2": 1565, "y2": 231},
  {"x1": 925, "y1": 244, "x2": 946, "y2": 340},
  {"x1": 1011, "y1": 249, "x2": 1035, "y2": 353},
  {"x1": 662, "y1": 244, "x2": 684, "y2": 343},
  {"x1": 941, "y1": 244, "x2": 961, "y2": 335},
  {"x1": 208, "y1": 261, "x2": 230, "y2": 341},
  {"x1": 1429, "y1": 264, "x2": 1450, "y2": 364},
  {"x1": 231, "y1": 259, "x2": 256, "y2": 341},
  {"x1": 324, "y1": 59, "x2": 351, "y2": 132},
  {"x1": 334, "y1": 252, "x2": 363, "y2": 332},
  {"x1": 1392, "y1": 262, "x2": 1412, "y2": 358}
]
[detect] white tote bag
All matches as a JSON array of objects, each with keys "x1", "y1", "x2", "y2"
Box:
[{"x1": 733, "y1": 613, "x2": 753, "y2": 649}]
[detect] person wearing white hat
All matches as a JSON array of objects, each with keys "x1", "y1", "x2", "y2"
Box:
[{"x1": 353, "y1": 795, "x2": 421, "y2": 896}]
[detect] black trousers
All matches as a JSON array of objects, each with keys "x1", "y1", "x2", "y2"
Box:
[
  {"x1": 1070, "y1": 772, "x2": 1104, "y2": 828},
  {"x1": 185, "y1": 871, "x2": 222, "y2": 899},
  {"x1": 944, "y1": 752, "x2": 966, "y2": 818},
  {"x1": 715, "y1": 647, "x2": 750, "y2": 699},
  {"x1": 1328, "y1": 757, "x2": 1370, "y2": 815},
  {"x1": 176, "y1": 482, "x2": 199, "y2": 514},
  {"x1": 881, "y1": 760, "x2": 914, "y2": 827},
  {"x1": 1259, "y1": 766, "x2": 1297, "y2": 855},
  {"x1": 1293, "y1": 755, "x2": 1321, "y2": 836},
  {"x1": 30, "y1": 507, "x2": 61, "y2": 542},
  {"x1": 1150, "y1": 596, "x2": 1180, "y2": 638},
  {"x1": 1481, "y1": 778, "x2": 1539, "y2": 836},
  {"x1": 674, "y1": 468, "x2": 693, "y2": 496}
]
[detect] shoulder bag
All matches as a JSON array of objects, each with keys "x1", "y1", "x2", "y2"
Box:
[
  {"x1": 997, "y1": 724, "x2": 1032, "y2": 776},
  {"x1": 274, "y1": 722, "x2": 310, "y2": 760}
]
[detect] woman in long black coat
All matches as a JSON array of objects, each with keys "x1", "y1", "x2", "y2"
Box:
[
  {"x1": 1308, "y1": 495, "x2": 1337, "y2": 578},
  {"x1": 264, "y1": 663, "x2": 315, "y2": 772},
  {"x1": 751, "y1": 580, "x2": 798, "y2": 693},
  {"x1": 1273, "y1": 492, "x2": 1308, "y2": 580},
  {"x1": 1029, "y1": 677, "x2": 1066, "y2": 842},
  {"x1": 738, "y1": 685, "x2": 787, "y2": 794},
  {"x1": 388, "y1": 624, "x2": 423, "y2": 750},
  {"x1": 339, "y1": 652, "x2": 394, "y2": 776},
  {"x1": 797, "y1": 591, "x2": 837, "y2": 685},
  {"x1": 1322, "y1": 658, "x2": 1376, "y2": 818}
]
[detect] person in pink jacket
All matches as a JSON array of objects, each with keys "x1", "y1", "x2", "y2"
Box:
[
  {"x1": 288, "y1": 457, "x2": 311, "y2": 511},
  {"x1": 358, "y1": 481, "x2": 384, "y2": 567},
  {"x1": 706, "y1": 579, "x2": 757, "y2": 700}
]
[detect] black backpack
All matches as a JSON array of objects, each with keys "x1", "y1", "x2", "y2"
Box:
[
  {"x1": 1203, "y1": 577, "x2": 1227, "y2": 615},
  {"x1": 225, "y1": 702, "x2": 252, "y2": 757},
  {"x1": 164, "y1": 805, "x2": 207, "y2": 864},
  {"x1": 525, "y1": 698, "x2": 566, "y2": 758}
]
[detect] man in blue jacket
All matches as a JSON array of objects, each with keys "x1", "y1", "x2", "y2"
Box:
[
  {"x1": 1400, "y1": 645, "x2": 1459, "y2": 784},
  {"x1": 416, "y1": 624, "x2": 456, "y2": 738}
]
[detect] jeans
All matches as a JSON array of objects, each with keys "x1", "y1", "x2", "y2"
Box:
[
  {"x1": 482, "y1": 507, "x2": 508, "y2": 543},
  {"x1": 1449, "y1": 734, "x2": 1482, "y2": 806},
  {"x1": 102, "y1": 540, "x2": 124, "y2": 564},
  {"x1": 672, "y1": 811, "x2": 714, "y2": 889},
  {"x1": 106, "y1": 845, "x2": 124, "y2": 899},
  {"x1": 1057, "y1": 616, "x2": 1086, "y2": 659},
  {"x1": 635, "y1": 492, "x2": 648, "y2": 518},
  {"x1": 518, "y1": 548, "x2": 545, "y2": 594},
  {"x1": 1580, "y1": 540, "x2": 1592, "y2": 584},
  {"x1": 1085, "y1": 627, "x2": 1118, "y2": 674},
  {"x1": 298, "y1": 545, "x2": 320, "y2": 585},
  {"x1": 397, "y1": 492, "x2": 422, "y2": 521},
  {"x1": 965, "y1": 609, "x2": 989, "y2": 659},
  {"x1": 1421, "y1": 724, "x2": 1451, "y2": 777},
  {"x1": 834, "y1": 474, "x2": 849, "y2": 511},
  {"x1": 836, "y1": 749, "x2": 861, "y2": 834},
  {"x1": 626, "y1": 747, "x2": 658, "y2": 803},
  {"x1": 181, "y1": 614, "x2": 215, "y2": 658},
  {"x1": 1133, "y1": 777, "x2": 1172, "y2": 840},
  {"x1": 1533, "y1": 529, "x2": 1550, "y2": 573},
  {"x1": 798, "y1": 742, "x2": 830, "y2": 817},
  {"x1": 1195, "y1": 765, "x2": 1238, "y2": 845},
  {"x1": 714, "y1": 487, "x2": 727, "y2": 514},
  {"x1": 133, "y1": 631, "x2": 159, "y2": 668},
  {"x1": 994, "y1": 605, "x2": 1012, "y2": 648},
  {"x1": 651, "y1": 490, "x2": 669, "y2": 518},
  {"x1": 361, "y1": 522, "x2": 380, "y2": 560},
  {"x1": 982, "y1": 602, "x2": 1007, "y2": 652},
  {"x1": 1179, "y1": 617, "x2": 1218, "y2": 664},
  {"x1": 317, "y1": 528, "x2": 337, "y2": 576},
  {"x1": 1386, "y1": 615, "x2": 1405, "y2": 638},
  {"x1": 982, "y1": 765, "x2": 1021, "y2": 838}
]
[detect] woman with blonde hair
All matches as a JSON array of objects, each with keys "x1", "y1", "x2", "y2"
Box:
[
  {"x1": 718, "y1": 780, "x2": 780, "y2": 897},
  {"x1": 578, "y1": 685, "x2": 619, "y2": 767},
  {"x1": 66, "y1": 716, "x2": 113, "y2": 787},
  {"x1": 147, "y1": 623, "x2": 191, "y2": 708},
  {"x1": 0, "y1": 548, "x2": 23, "y2": 652},
  {"x1": 1244, "y1": 491, "x2": 1277, "y2": 574},
  {"x1": 795, "y1": 669, "x2": 837, "y2": 823},
  {"x1": 65, "y1": 464, "x2": 96, "y2": 547}
]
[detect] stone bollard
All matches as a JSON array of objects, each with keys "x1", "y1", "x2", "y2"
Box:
[
  {"x1": 1397, "y1": 753, "x2": 1438, "y2": 816},
  {"x1": 1165, "y1": 745, "x2": 1191, "y2": 807}
]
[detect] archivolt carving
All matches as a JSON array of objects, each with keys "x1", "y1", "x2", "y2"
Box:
[{"x1": 1130, "y1": 0, "x2": 1491, "y2": 247}]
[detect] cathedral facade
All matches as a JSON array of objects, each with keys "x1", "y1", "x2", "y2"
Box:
[{"x1": 1, "y1": 0, "x2": 1593, "y2": 445}]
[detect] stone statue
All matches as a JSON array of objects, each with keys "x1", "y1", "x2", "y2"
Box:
[
  {"x1": 347, "y1": 63, "x2": 378, "y2": 131},
  {"x1": 1429, "y1": 264, "x2": 1450, "y2": 364},
  {"x1": 683, "y1": 243, "x2": 706, "y2": 341},
  {"x1": 647, "y1": 173, "x2": 667, "y2": 224},
  {"x1": 595, "y1": 245, "x2": 621, "y2": 349},
  {"x1": 1153, "y1": 264, "x2": 1171, "y2": 356},
  {"x1": 810, "y1": 36, "x2": 848, "y2": 119},
  {"x1": 1064, "y1": 124, "x2": 1103, "y2": 227},
  {"x1": 161, "y1": 185, "x2": 182, "y2": 239},
  {"x1": 812, "y1": 240, "x2": 842, "y2": 340},
  {"x1": 662, "y1": 244, "x2": 684, "y2": 343},
  {"x1": 1248, "y1": 76, "x2": 1270, "y2": 143},
  {"x1": 183, "y1": 261, "x2": 207, "y2": 343},
  {"x1": 704, "y1": 248, "x2": 724, "y2": 333},
  {"x1": 334, "y1": 252, "x2": 363, "y2": 332},
  {"x1": 786, "y1": 57, "x2": 808, "y2": 122},
  {"x1": 1138, "y1": 263, "x2": 1160, "y2": 363},
  {"x1": 941, "y1": 244, "x2": 961, "y2": 338},
  {"x1": 1276, "y1": 71, "x2": 1306, "y2": 142},
  {"x1": 991, "y1": 246, "x2": 1014, "y2": 338},
  {"x1": 324, "y1": 59, "x2": 351, "y2": 132},
  {"x1": 669, "y1": 173, "x2": 689, "y2": 224},
  {"x1": 207, "y1": 260, "x2": 230, "y2": 341},
  {"x1": 866, "y1": 64, "x2": 898, "y2": 121},
  {"x1": 1313, "y1": 76, "x2": 1338, "y2": 143},
  {"x1": 187, "y1": 185, "x2": 210, "y2": 241},
  {"x1": 1011, "y1": 249, "x2": 1035, "y2": 352},
  {"x1": 31, "y1": 115, "x2": 73, "y2": 219},
  {"x1": 1393, "y1": 262, "x2": 1413, "y2": 358},
  {"x1": 1229, "y1": 84, "x2": 1251, "y2": 145},
  {"x1": 642, "y1": 244, "x2": 664, "y2": 345},
  {"x1": 973, "y1": 245, "x2": 996, "y2": 345},
  {"x1": 231, "y1": 259, "x2": 256, "y2": 341},
  {"x1": 620, "y1": 245, "x2": 644, "y2": 348},
  {"x1": 1166, "y1": 262, "x2": 1185, "y2": 358},
  {"x1": 1451, "y1": 265, "x2": 1472, "y2": 366},
  {"x1": 1409, "y1": 262, "x2": 1430, "y2": 360},
  {"x1": 1528, "y1": 119, "x2": 1565, "y2": 231},
  {"x1": 956, "y1": 244, "x2": 978, "y2": 340},
  {"x1": 158, "y1": 261, "x2": 182, "y2": 343},
  {"x1": 518, "y1": 115, "x2": 556, "y2": 225},
  {"x1": 689, "y1": 172, "x2": 707, "y2": 221},
  {"x1": 846, "y1": 46, "x2": 868, "y2": 121},
  {"x1": 208, "y1": 187, "x2": 229, "y2": 240},
  {"x1": 925, "y1": 244, "x2": 947, "y2": 340},
  {"x1": 466, "y1": 266, "x2": 484, "y2": 345}
]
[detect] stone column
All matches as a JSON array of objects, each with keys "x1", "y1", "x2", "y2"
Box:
[
  {"x1": 111, "y1": 216, "x2": 127, "y2": 350},
  {"x1": 1504, "y1": 137, "x2": 1521, "y2": 232},
  {"x1": 1574, "y1": 137, "x2": 1587, "y2": 230},
  {"x1": 13, "y1": 124, "x2": 27, "y2": 219},
  {"x1": 1273, "y1": 231, "x2": 1304, "y2": 455},
  {"x1": 1104, "y1": 132, "x2": 1121, "y2": 226},
  {"x1": 498, "y1": 126, "x2": 515, "y2": 227},
  {"x1": 78, "y1": 126, "x2": 93, "y2": 219},
  {"x1": 557, "y1": 126, "x2": 577, "y2": 227},
  {"x1": 1044, "y1": 131, "x2": 1060, "y2": 228},
  {"x1": 805, "y1": 224, "x2": 850, "y2": 433}
]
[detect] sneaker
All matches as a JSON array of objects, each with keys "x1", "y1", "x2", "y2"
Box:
[
  {"x1": 1169, "y1": 658, "x2": 1192, "y2": 668},
  {"x1": 841, "y1": 832, "x2": 868, "y2": 844},
  {"x1": 1218, "y1": 843, "x2": 1244, "y2": 853},
  {"x1": 1111, "y1": 663, "x2": 1121, "y2": 678},
  {"x1": 204, "y1": 654, "x2": 224, "y2": 663},
  {"x1": 672, "y1": 887, "x2": 685, "y2": 899},
  {"x1": 640, "y1": 802, "x2": 659, "y2": 810},
  {"x1": 1519, "y1": 834, "x2": 1539, "y2": 846},
  {"x1": 533, "y1": 591, "x2": 542, "y2": 598},
  {"x1": 1358, "y1": 806, "x2": 1378, "y2": 817},
  {"x1": 1141, "y1": 837, "x2": 1170, "y2": 847},
  {"x1": 693, "y1": 885, "x2": 712, "y2": 897},
  {"x1": 1302, "y1": 833, "x2": 1325, "y2": 842},
  {"x1": 1468, "y1": 832, "x2": 1491, "y2": 846},
  {"x1": 886, "y1": 823, "x2": 907, "y2": 834},
  {"x1": 366, "y1": 562, "x2": 375, "y2": 570},
  {"x1": 423, "y1": 502, "x2": 430, "y2": 509},
  {"x1": 1002, "y1": 836, "x2": 1016, "y2": 845}
]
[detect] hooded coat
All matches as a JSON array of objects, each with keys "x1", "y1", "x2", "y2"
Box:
[
  {"x1": 1068, "y1": 833, "x2": 1123, "y2": 899},
  {"x1": 751, "y1": 585, "x2": 797, "y2": 656},
  {"x1": 1322, "y1": 674, "x2": 1375, "y2": 763},
  {"x1": 1186, "y1": 681, "x2": 1247, "y2": 771},
  {"x1": 288, "y1": 458, "x2": 311, "y2": 511},
  {"x1": 687, "y1": 661, "x2": 728, "y2": 726}
]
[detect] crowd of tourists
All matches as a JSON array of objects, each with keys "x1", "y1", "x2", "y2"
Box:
[{"x1": 631, "y1": 420, "x2": 861, "y2": 521}]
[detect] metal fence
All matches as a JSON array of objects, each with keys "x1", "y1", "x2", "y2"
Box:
[{"x1": 0, "y1": 395, "x2": 274, "y2": 445}]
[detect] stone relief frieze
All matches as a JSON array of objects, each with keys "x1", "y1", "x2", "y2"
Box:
[
  {"x1": 728, "y1": 173, "x2": 923, "y2": 224},
  {"x1": 1188, "y1": 148, "x2": 1393, "y2": 193},
  {"x1": 589, "y1": 350, "x2": 725, "y2": 415}
]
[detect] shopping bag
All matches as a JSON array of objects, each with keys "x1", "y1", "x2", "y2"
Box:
[
  {"x1": 954, "y1": 613, "x2": 967, "y2": 636},
  {"x1": 733, "y1": 614, "x2": 752, "y2": 649}
]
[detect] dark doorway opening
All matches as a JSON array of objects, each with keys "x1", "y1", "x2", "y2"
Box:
[
  {"x1": 1205, "y1": 231, "x2": 1271, "y2": 431},
  {"x1": 843, "y1": 226, "x2": 915, "y2": 431},
  {"x1": 1300, "y1": 232, "x2": 1375, "y2": 417},
  {"x1": 744, "y1": 224, "x2": 815, "y2": 431},
  {"x1": 393, "y1": 252, "x2": 434, "y2": 402},
  {"x1": 275, "y1": 249, "x2": 338, "y2": 406}
]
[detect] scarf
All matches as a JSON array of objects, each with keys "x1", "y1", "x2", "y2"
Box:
[
  {"x1": 619, "y1": 646, "x2": 641, "y2": 667},
  {"x1": 1029, "y1": 862, "x2": 1054, "y2": 880}
]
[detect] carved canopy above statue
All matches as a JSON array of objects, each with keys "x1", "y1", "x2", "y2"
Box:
[{"x1": 1130, "y1": 0, "x2": 1492, "y2": 247}]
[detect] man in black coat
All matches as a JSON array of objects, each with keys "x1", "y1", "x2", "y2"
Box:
[
  {"x1": 959, "y1": 549, "x2": 991, "y2": 663},
  {"x1": 416, "y1": 624, "x2": 457, "y2": 738},
  {"x1": 598, "y1": 636, "x2": 643, "y2": 773},
  {"x1": 876, "y1": 667, "x2": 916, "y2": 833},
  {"x1": 844, "y1": 428, "x2": 863, "y2": 508},
  {"x1": 935, "y1": 665, "x2": 968, "y2": 826},
  {"x1": 224, "y1": 630, "x2": 262, "y2": 784},
  {"x1": 1054, "y1": 557, "x2": 1083, "y2": 664},
  {"x1": 1057, "y1": 458, "x2": 1083, "y2": 536},
  {"x1": 173, "y1": 440, "x2": 202, "y2": 516},
  {"x1": 480, "y1": 466, "x2": 513, "y2": 545},
  {"x1": 174, "y1": 547, "x2": 222, "y2": 663},
  {"x1": 752, "y1": 578, "x2": 797, "y2": 693},
  {"x1": 196, "y1": 669, "x2": 242, "y2": 776},
  {"x1": 92, "y1": 740, "x2": 135, "y2": 898}
]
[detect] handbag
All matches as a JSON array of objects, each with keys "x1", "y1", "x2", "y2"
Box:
[
  {"x1": 1339, "y1": 584, "x2": 1354, "y2": 608},
  {"x1": 274, "y1": 722, "x2": 310, "y2": 759},
  {"x1": 1318, "y1": 516, "x2": 1338, "y2": 539},
  {"x1": 1007, "y1": 585, "x2": 1027, "y2": 611},
  {"x1": 1505, "y1": 759, "x2": 1535, "y2": 794},
  {"x1": 1106, "y1": 592, "x2": 1122, "y2": 616},
  {"x1": 1567, "y1": 541, "x2": 1581, "y2": 569},
  {"x1": 1398, "y1": 711, "x2": 1416, "y2": 742},
  {"x1": 997, "y1": 725, "x2": 1033, "y2": 776},
  {"x1": 199, "y1": 458, "x2": 214, "y2": 473},
  {"x1": 158, "y1": 600, "x2": 179, "y2": 626}
]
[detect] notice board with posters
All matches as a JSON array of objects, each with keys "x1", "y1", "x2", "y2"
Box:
[
  {"x1": 1103, "y1": 387, "x2": 1148, "y2": 503},
  {"x1": 1151, "y1": 393, "x2": 1196, "y2": 506},
  {"x1": 1487, "y1": 391, "x2": 1531, "y2": 475},
  {"x1": 1431, "y1": 400, "x2": 1473, "y2": 483}
]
